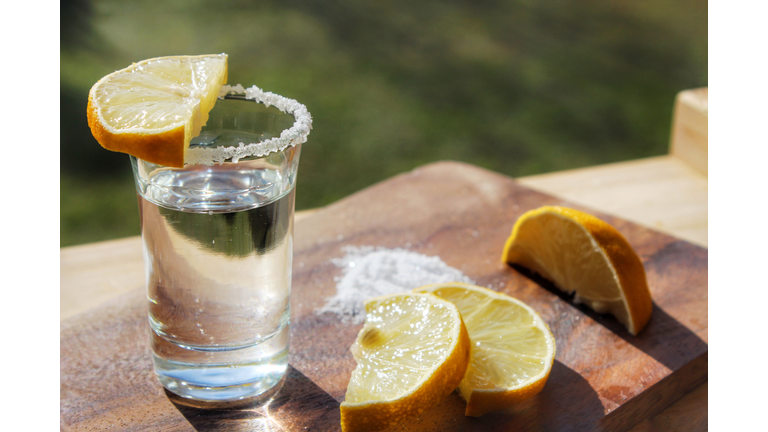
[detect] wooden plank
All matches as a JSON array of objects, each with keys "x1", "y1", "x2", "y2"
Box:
[
  {"x1": 670, "y1": 88, "x2": 708, "y2": 175},
  {"x1": 60, "y1": 161, "x2": 707, "y2": 431},
  {"x1": 60, "y1": 236, "x2": 144, "y2": 321},
  {"x1": 518, "y1": 155, "x2": 707, "y2": 247}
]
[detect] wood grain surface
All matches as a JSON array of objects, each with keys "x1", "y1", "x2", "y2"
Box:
[
  {"x1": 670, "y1": 88, "x2": 708, "y2": 175},
  {"x1": 518, "y1": 155, "x2": 708, "y2": 248},
  {"x1": 60, "y1": 161, "x2": 708, "y2": 431}
]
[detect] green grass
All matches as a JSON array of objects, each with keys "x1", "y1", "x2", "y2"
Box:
[
  {"x1": 60, "y1": 0, "x2": 707, "y2": 247},
  {"x1": 60, "y1": 173, "x2": 140, "y2": 247}
]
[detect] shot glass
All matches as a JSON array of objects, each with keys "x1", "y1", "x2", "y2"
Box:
[{"x1": 131, "y1": 85, "x2": 311, "y2": 405}]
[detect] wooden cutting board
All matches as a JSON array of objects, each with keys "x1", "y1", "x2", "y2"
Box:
[{"x1": 60, "y1": 161, "x2": 708, "y2": 431}]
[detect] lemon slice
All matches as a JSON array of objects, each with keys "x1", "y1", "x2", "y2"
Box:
[
  {"x1": 86, "y1": 54, "x2": 228, "y2": 167},
  {"x1": 341, "y1": 293, "x2": 471, "y2": 432},
  {"x1": 502, "y1": 206, "x2": 653, "y2": 335},
  {"x1": 415, "y1": 282, "x2": 556, "y2": 417}
]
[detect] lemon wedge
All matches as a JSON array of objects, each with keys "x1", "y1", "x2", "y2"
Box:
[
  {"x1": 502, "y1": 206, "x2": 653, "y2": 335},
  {"x1": 87, "y1": 54, "x2": 228, "y2": 167}
]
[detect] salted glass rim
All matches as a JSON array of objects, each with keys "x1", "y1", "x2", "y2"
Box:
[{"x1": 184, "y1": 84, "x2": 312, "y2": 166}]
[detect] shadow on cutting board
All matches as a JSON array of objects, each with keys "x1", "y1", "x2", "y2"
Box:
[
  {"x1": 372, "y1": 360, "x2": 602, "y2": 432},
  {"x1": 167, "y1": 361, "x2": 599, "y2": 432},
  {"x1": 169, "y1": 365, "x2": 341, "y2": 431}
]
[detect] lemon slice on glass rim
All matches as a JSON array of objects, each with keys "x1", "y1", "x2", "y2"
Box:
[{"x1": 87, "y1": 54, "x2": 312, "y2": 167}]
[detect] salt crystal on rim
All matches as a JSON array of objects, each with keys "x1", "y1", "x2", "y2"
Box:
[{"x1": 185, "y1": 84, "x2": 312, "y2": 166}]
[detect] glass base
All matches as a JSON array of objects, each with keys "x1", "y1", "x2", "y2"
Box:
[
  {"x1": 155, "y1": 354, "x2": 288, "y2": 409},
  {"x1": 151, "y1": 323, "x2": 290, "y2": 408}
]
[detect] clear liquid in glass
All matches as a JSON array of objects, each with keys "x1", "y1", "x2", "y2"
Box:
[{"x1": 132, "y1": 101, "x2": 300, "y2": 404}]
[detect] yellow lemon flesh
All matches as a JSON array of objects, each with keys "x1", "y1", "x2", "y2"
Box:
[
  {"x1": 502, "y1": 206, "x2": 653, "y2": 335},
  {"x1": 87, "y1": 54, "x2": 228, "y2": 167},
  {"x1": 341, "y1": 293, "x2": 470, "y2": 432},
  {"x1": 415, "y1": 282, "x2": 556, "y2": 417}
]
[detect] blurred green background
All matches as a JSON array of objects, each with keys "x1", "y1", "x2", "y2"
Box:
[{"x1": 61, "y1": 0, "x2": 707, "y2": 247}]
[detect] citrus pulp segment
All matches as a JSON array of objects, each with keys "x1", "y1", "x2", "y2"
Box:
[
  {"x1": 502, "y1": 206, "x2": 652, "y2": 335},
  {"x1": 341, "y1": 293, "x2": 471, "y2": 432},
  {"x1": 414, "y1": 282, "x2": 556, "y2": 417},
  {"x1": 87, "y1": 54, "x2": 228, "y2": 167}
]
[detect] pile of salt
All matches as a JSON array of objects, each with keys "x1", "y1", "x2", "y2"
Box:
[{"x1": 317, "y1": 246, "x2": 474, "y2": 324}]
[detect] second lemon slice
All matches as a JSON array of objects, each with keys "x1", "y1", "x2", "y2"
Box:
[
  {"x1": 414, "y1": 282, "x2": 556, "y2": 417},
  {"x1": 341, "y1": 293, "x2": 470, "y2": 432}
]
